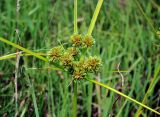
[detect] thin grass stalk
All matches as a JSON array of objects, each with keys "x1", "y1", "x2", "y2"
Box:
[
  {"x1": 135, "y1": 65, "x2": 160, "y2": 116},
  {"x1": 87, "y1": 80, "x2": 93, "y2": 117},
  {"x1": 134, "y1": 0, "x2": 156, "y2": 33},
  {"x1": 48, "y1": 77, "x2": 52, "y2": 116},
  {"x1": 0, "y1": 52, "x2": 46, "y2": 61},
  {"x1": 74, "y1": 0, "x2": 78, "y2": 34},
  {"x1": 86, "y1": 78, "x2": 160, "y2": 115},
  {"x1": 20, "y1": 106, "x2": 27, "y2": 117},
  {"x1": 72, "y1": 81, "x2": 77, "y2": 117},
  {"x1": 72, "y1": 0, "x2": 78, "y2": 116},
  {"x1": 14, "y1": 52, "x2": 21, "y2": 116},
  {"x1": 133, "y1": 1, "x2": 160, "y2": 115},
  {"x1": 15, "y1": 0, "x2": 21, "y2": 114},
  {"x1": 87, "y1": 0, "x2": 104, "y2": 36},
  {"x1": 0, "y1": 37, "x2": 48, "y2": 62},
  {"x1": 27, "y1": 76, "x2": 39, "y2": 117},
  {"x1": 49, "y1": 73, "x2": 55, "y2": 116}
]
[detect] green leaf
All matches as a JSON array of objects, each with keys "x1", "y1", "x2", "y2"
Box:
[
  {"x1": 86, "y1": 78, "x2": 160, "y2": 116},
  {"x1": 0, "y1": 37, "x2": 48, "y2": 62}
]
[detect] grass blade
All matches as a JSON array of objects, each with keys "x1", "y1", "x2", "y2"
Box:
[
  {"x1": 72, "y1": 0, "x2": 78, "y2": 116},
  {"x1": 27, "y1": 76, "x2": 40, "y2": 117},
  {"x1": 72, "y1": 81, "x2": 78, "y2": 117},
  {"x1": 133, "y1": 0, "x2": 156, "y2": 33},
  {"x1": 0, "y1": 37, "x2": 48, "y2": 62},
  {"x1": 74, "y1": 0, "x2": 78, "y2": 34},
  {"x1": 87, "y1": 78, "x2": 93, "y2": 117},
  {"x1": 0, "y1": 52, "x2": 46, "y2": 61},
  {"x1": 135, "y1": 64, "x2": 160, "y2": 116},
  {"x1": 86, "y1": 78, "x2": 160, "y2": 115},
  {"x1": 87, "y1": 0, "x2": 104, "y2": 35},
  {"x1": 20, "y1": 106, "x2": 27, "y2": 117}
]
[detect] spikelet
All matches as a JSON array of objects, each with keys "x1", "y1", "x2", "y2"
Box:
[
  {"x1": 60, "y1": 52, "x2": 73, "y2": 67},
  {"x1": 67, "y1": 47, "x2": 78, "y2": 56},
  {"x1": 72, "y1": 69, "x2": 86, "y2": 79},
  {"x1": 70, "y1": 34, "x2": 82, "y2": 47},
  {"x1": 83, "y1": 35, "x2": 95, "y2": 48},
  {"x1": 84, "y1": 56, "x2": 101, "y2": 72},
  {"x1": 48, "y1": 46, "x2": 64, "y2": 62}
]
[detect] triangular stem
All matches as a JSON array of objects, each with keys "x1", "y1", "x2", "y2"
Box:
[
  {"x1": 86, "y1": 78, "x2": 160, "y2": 115},
  {"x1": 87, "y1": 0, "x2": 104, "y2": 36}
]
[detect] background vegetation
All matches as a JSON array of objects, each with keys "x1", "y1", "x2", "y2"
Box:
[{"x1": 0, "y1": 0, "x2": 160, "y2": 116}]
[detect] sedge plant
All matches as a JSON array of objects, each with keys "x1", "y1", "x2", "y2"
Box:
[{"x1": 0, "y1": 0, "x2": 160, "y2": 116}]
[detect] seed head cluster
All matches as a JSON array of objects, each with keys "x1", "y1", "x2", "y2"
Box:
[
  {"x1": 48, "y1": 34, "x2": 102, "y2": 80},
  {"x1": 70, "y1": 34, "x2": 82, "y2": 47},
  {"x1": 83, "y1": 35, "x2": 95, "y2": 48},
  {"x1": 48, "y1": 46, "x2": 64, "y2": 62}
]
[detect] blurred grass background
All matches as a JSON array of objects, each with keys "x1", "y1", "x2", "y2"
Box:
[{"x1": 0, "y1": 0, "x2": 160, "y2": 116}]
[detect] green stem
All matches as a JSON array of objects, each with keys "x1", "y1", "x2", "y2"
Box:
[
  {"x1": 85, "y1": 78, "x2": 160, "y2": 115},
  {"x1": 87, "y1": 0, "x2": 104, "y2": 36},
  {"x1": 0, "y1": 52, "x2": 46, "y2": 61},
  {"x1": 87, "y1": 79, "x2": 93, "y2": 117},
  {"x1": 72, "y1": 81, "x2": 78, "y2": 117},
  {"x1": 72, "y1": 0, "x2": 78, "y2": 116},
  {"x1": 0, "y1": 37, "x2": 48, "y2": 62},
  {"x1": 135, "y1": 64, "x2": 160, "y2": 116},
  {"x1": 74, "y1": 0, "x2": 78, "y2": 34},
  {"x1": 134, "y1": 0, "x2": 156, "y2": 33},
  {"x1": 27, "y1": 76, "x2": 39, "y2": 117}
]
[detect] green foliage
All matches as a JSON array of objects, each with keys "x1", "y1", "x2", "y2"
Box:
[{"x1": 0, "y1": 0, "x2": 160, "y2": 117}]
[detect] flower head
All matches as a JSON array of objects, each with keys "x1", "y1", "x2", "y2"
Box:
[
  {"x1": 48, "y1": 46, "x2": 64, "y2": 62},
  {"x1": 84, "y1": 56, "x2": 101, "y2": 72},
  {"x1": 47, "y1": 33, "x2": 102, "y2": 80},
  {"x1": 60, "y1": 53, "x2": 73, "y2": 67},
  {"x1": 72, "y1": 69, "x2": 86, "y2": 79},
  {"x1": 70, "y1": 34, "x2": 82, "y2": 47},
  {"x1": 73, "y1": 60, "x2": 85, "y2": 69},
  {"x1": 83, "y1": 35, "x2": 95, "y2": 48},
  {"x1": 67, "y1": 47, "x2": 78, "y2": 56},
  {"x1": 72, "y1": 59, "x2": 87, "y2": 79}
]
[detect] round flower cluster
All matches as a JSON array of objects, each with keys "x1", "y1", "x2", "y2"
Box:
[
  {"x1": 70, "y1": 34, "x2": 95, "y2": 48},
  {"x1": 48, "y1": 34, "x2": 101, "y2": 80}
]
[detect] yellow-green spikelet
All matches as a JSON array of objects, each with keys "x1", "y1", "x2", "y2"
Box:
[
  {"x1": 67, "y1": 47, "x2": 78, "y2": 56},
  {"x1": 83, "y1": 35, "x2": 95, "y2": 48},
  {"x1": 60, "y1": 53, "x2": 73, "y2": 67},
  {"x1": 72, "y1": 69, "x2": 86, "y2": 79},
  {"x1": 48, "y1": 46, "x2": 64, "y2": 62},
  {"x1": 70, "y1": 34, "x2": 82, "y2": 46},
  {"x1": 84, "y1": 56, "x2": 101, "y2": 72}
]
